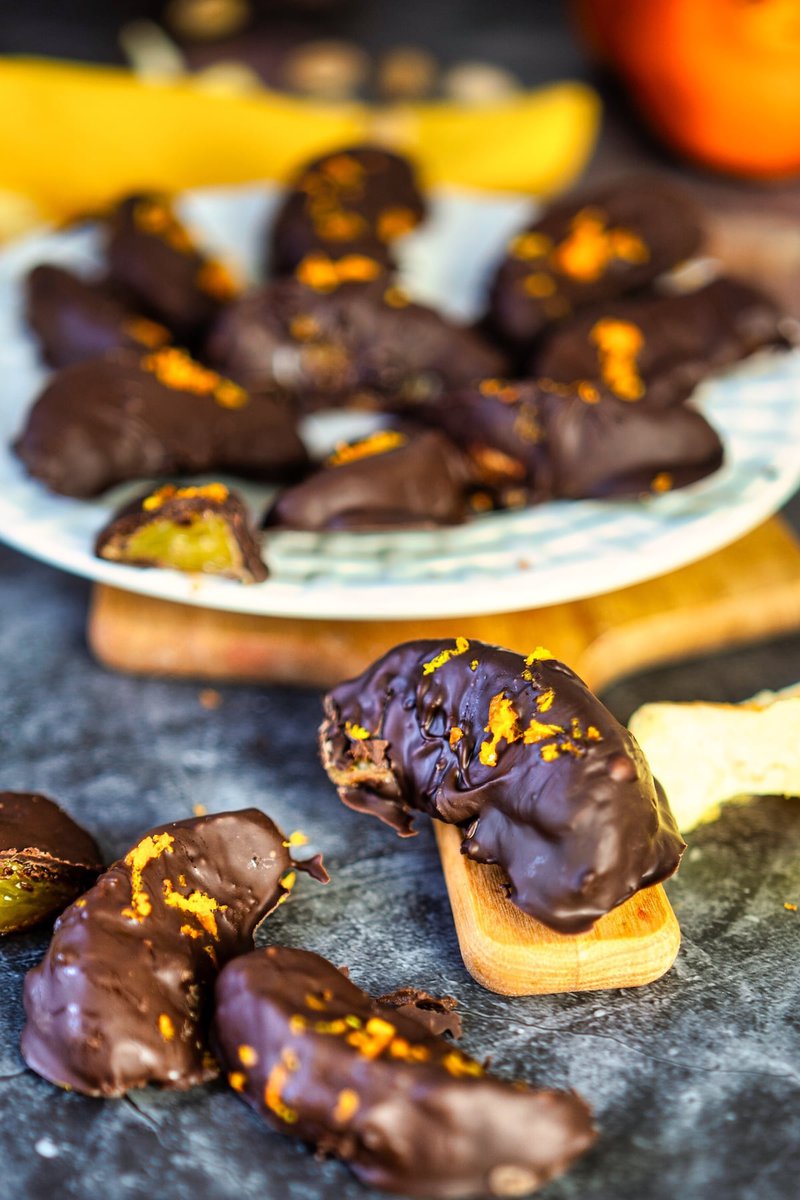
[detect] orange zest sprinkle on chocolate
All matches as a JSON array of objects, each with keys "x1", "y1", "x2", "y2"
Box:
[
  {"x1": 238, "y1": 1044, "x2": 258, "y2": 1067},
  {"x1": 122, "y1": 832, "x2": 174, "y2": 922},
  {"x1": 196, "y1": 258, "x2": 239, "y2": 301},
  {"x1": 470, "y1": 659, "x2": 479, "y2": 671},
  {"x1": 522, "y1": 717, "x2": 564, "y2": 745},
  {"x1": 289, "y1": 314, "x2": 321, "y2": 342},
  {"x1": 551, "y1": 208, "x2": 649, "y2": 283},
  {"x1": 383, "y1": 284, "x2": 410, "y2": 308},
  {"x1": 327, "y1": 429, "x2": 407, "y2": 469},
  {"x1": 228, "y1": 1071, "x2": 247, "y2": 1092},
  {"x1": 264, "y1": 1051, "x2": 299, "y2": 1124},
  {"x1": 651, "y1": 472, "x2": 674, "y2": 494},
  {"x1": 590, "y1": 317, "x2": 645, "y2": 402},
  {"x1": 283, "y1": 830, "x2": 309, "y2": 848},
  {"x1": 158, "y1": 1013, "x2": 175, "y2": 1041},
  {"x1": 442, "y1": 1050, "x2": 484, "y2": 1078},
  {"x1": 347, "y1": 1016, "x2": 397, "y2": 1060},
  {"x1": 577, "y1": 381, "x2": 601, "y2": 404},
  {"x1": 479, "y1": 378, "x2": 520, "y2": 405},
  {"x1": 333, "y1": 1088, "x2": 360, "y2": 1123},
  {"x1": 345, "y1": 721, "x2": 372, "y2": 741},
  {"x1": 122, "y1": 316, "x2": 170, "y2": 349},
  {"x1": 480, "y1": 692, "x2": 521, "y2": 766},
  {"x1": 522, "y1": 272, "x2": 556, "y2": 298},
  {"x1": 525, "y1": 647, "x2": 554, "y2": 664},
  {"x1": 509, "y1": 231, "x2": 552, "y2": 261},
  {"x1": 377, "y1": 206, "x2": 418, "y2": 242},
  {"x1": 536, "y1": 687, "x2": 555, "y2": 713},
  {"x1": 141, "y1": 348, "x2": 248, "y2": 409},
  {"x1": 142, "y1": 483, "x2": 230, "y2": 512},
  {"x1": 423, "y1": 636, "x2": 471, "y2": 676},
  {"x1": 133, "y1": 198, "x2": 195, "y2": 254},
  {"x1": 296, "y1": 252, "x2": 382, "y2": 293},
  {"x1": 162, "y1": 878, "x2": 223, "y2": 939},
  {"x1": 449, "y1": 726, "x2": 464, "y2": 748}
]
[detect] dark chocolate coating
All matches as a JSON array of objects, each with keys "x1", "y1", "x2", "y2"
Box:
[
  {"x1": 374, "y1": 986, "x2": 463, "y2": 1039},
  {"x1": 22, "y1": 809, "x2": 325, "y2": 1096},
  {"x1": 487, "y1": 176, "x2": 705, "y2": 347},
  {"x1": 532, "y1": 277, "x2": 787, "y2": 409},
  {"x1": 207, "y1": 275, "x2": 506, "y2": 410},
  {"x1": 320, "y1": 640, "x2": 685, "y2": 933},
  {"x1": 269, "y1": 145, "x2": 426, "y2": 276},
  {"x1": 265, "y1": 428, "x2": 471, "y2": 530},
  {"x1": 14, "y1": 348, "x2": 309, "y2": 498},
  {"x1": 0, "y1": 793, "x2": 103, "y2": 933},
  {"x1": 25, "y1": 265, "x2": 171, "y2": 369},
  {"x1": 95, "y1": 483, "x2": 268, "y2": 583},
  {"x1": 212, "y1": 945, "x2": 596, "y2": 1197},
  {"x1": 106, "y1": 192, "x2": 238, "y2": 343},
  {"x1": 0, "y1": 792, "x2": 101, "y2": 870},
  {"x1": 428, "y1": 378, "x2": 724, "y2": 502}
]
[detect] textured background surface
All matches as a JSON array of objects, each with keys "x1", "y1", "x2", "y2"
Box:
[{"x1": 2, "y1": 536, "x2": 800, "y2": 1200}]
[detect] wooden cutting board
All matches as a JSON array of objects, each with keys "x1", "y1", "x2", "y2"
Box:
[{"x1": 88, "y1": 515, "x2": 800, "y2": 995}]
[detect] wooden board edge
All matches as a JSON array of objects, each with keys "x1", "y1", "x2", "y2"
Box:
[{"x1": 435, "y1": 822, "x2": 681, "y2": 996}]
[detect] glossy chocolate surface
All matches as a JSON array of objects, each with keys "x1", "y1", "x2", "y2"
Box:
[
  {"x1": 207, "y1": 273, "x2": 506, "y2": 410},
  {"x1": 14, "y1": 348, "x2": 309, "y2": 497},
  {"x1": 213, "y1": 945, "x2": 596, "y2": 1197},
  {"x1": 26, "y1": 264, "x2": 171, "y2": 368},
  {"x1": 320, "y1": 640, "x2": 685, "y2": 933},
  {"x1": 22, "y1": 809, "x2": 325, "y2": 1096},
  {"x1": 487, "y1": 177, "x2": 704, "y2": 346},
  {"x1": 429, "y1": 377, "x2": 723, "y2": 502},
  {"x1": 266, "y1": 428, "x2": 471, "y2": 530},
  {"x1": 533, "y1": 277, "x2": 787, "y2": 408},
  {"x1": 269, "y1": 145, "x2": 426, "y2": 276},
  {"x1": 106, "y1": 192, "x2": 239, "y2": 342}
]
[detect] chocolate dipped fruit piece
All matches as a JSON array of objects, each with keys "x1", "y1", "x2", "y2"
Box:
[
  {"x1": 213, "y1": 945, "x2": 596, "y2": 1198},
  {"x1": 26, "y1": 264, "x2": 171, "y2": 369},
  {"x1": 532, "y1": 277, "x2": 788, "y2": 409},
  {"x1": 0, "y1": 792, "x2": 102, "y2": 934},
  {"x1": 429, "y1": 376, "x2": 723, "y2": 505},
  {"x1": 96, "y1": 482, "x2": 267, "y2": 583},
  {"x1": 487, "y1": 176, "x2": 704, "y2": 347},
  {"x1": 320, "y1": 639, "x2": 685, "y2": 934},
  {"x1": 207, "y1": 264, "x2": 506, "y2": 410},
  {"x1": 265, "y1": 428, "x2": 471, "y2": 531},
  {"x1": 106, "y1": 192, "x2": 241, "y2": 343},
  {"x1": 14, "y1": 347, "x2": 309, "y2": 498},
  {"x1": 268, "y1": 144, "x2": 426, "y2": 277},
  {"x1": 22, "y1": 809, "x2": 327, "y2": 1097}
]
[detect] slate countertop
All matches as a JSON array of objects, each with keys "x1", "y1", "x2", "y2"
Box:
[{"x1": 2, "y1": 528, "x2": 800, "y2": 1200}]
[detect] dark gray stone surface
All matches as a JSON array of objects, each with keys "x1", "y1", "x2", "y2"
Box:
[{"x1": 1, "y1": 537, "x2": 800, "y2": 1200}]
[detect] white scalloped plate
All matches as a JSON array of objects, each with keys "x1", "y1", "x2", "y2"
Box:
[{"x1": 0, "y1": 183, "x2": 799, "y2": 620}]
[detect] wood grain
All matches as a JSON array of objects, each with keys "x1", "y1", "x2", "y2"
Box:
[{"x1": 434, "y1": 823, "x2": 681, "y2": 996}]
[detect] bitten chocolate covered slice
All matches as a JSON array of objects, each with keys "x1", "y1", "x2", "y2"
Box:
[
  {"x1": 208, "y1": 268, "x2": 506, "y2": 410},
  {"x1": 213, "y1": 945, "x2": 596, "y2": 1198},
  {"x1": 96, "y1": 483, "x2": 268, "y2": 582},
  {"x1": 320, "y1": 640, "x2": 685, "y2": 933},
  {"x1": 26, "y1": 264, "x2": 171, "y2": 368},
  {"x1": 106, "y1": 192, "x2": 240, "y2": 342},
  {"x1": 14, "y1": 347, "x2": 309, "y2": 498},
  {"x1": 487, "y1": 176, "x2": 704, "y2": 346},
  {"x1": 0, "y1": 793, "x2": 102, "y2": 934},
  {"x1": 533, "y1": 277, "x2": 788, "y2": 409},
  {"x1": 269, "y1": 145, "x2": 426, "y2": 276},
  {"x1": 429, "y1": 377, "x2": 723, "y2": 504},
  {"x1": 266, "y1": 428, "x2": 471, "y2": 531},
  {"x1": 22, "y1": 809, "x2": 326, "y2": 1096}
]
